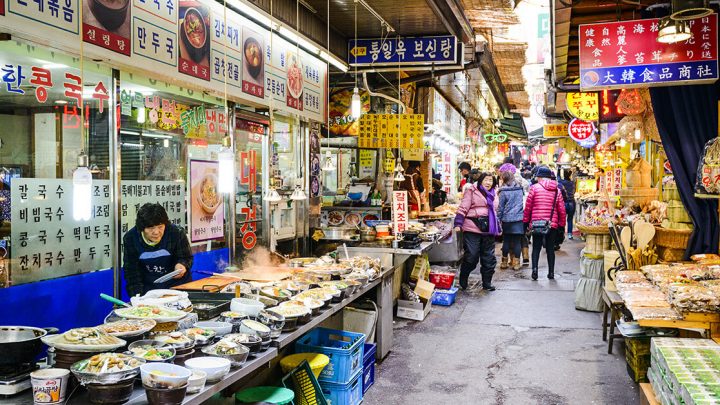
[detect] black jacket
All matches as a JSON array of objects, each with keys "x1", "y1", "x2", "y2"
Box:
[{"x1": 122, "y1": 224, "x2": 193, "y2": 297}]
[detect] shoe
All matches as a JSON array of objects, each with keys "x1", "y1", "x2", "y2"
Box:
[
  {"x1": 511, "y1": 257, "x2": 521, "y2": 270},
  {"x1": 500, "y1": 255, "x2": 509, "y2": 269},
  {"x1": 482, "y1": 284, "x2": 496, "y2": 291},
  {"x1": 531, "y1": 268, "x2": 538, "y2": 280},
  {"x1": 548, "y1": 272, "x2": 554, "y2": 280},
  {"x1": 554, "y1": 245, "x2": 561, "y2": 251},
  {"x1": 568, "y1": 234, "x2": 573, "y2": 240},
  {"x1": 522, "y1": 247, "x2": 529, "y2": 266}
]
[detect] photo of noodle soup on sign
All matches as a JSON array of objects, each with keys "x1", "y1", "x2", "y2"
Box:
[{"x1": 189, "y1": 160, "x2": 225, "y2": 242}]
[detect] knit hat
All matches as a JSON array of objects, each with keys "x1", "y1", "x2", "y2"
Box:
[
  {"x1": 498, "y1": 163, "x2": 517, "y2": 174},
  {"x1": 536, "y1": 166, "x2": 553, "y2": 179}
]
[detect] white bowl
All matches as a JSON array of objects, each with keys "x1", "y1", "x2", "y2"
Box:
[
  {"x1": 140, "y1": 362, "x2": 191, "y2": 389},
  {"x1": 193, "y1": 321, "x2": 233, "y2": 337},
  {"x1": 184, "y1": 357, "x2": 231, "y2": 383},
  {"x1": 230, "y1": 298, "x2": 265, "y2": 317},
  {"x1": 187, "y1": 370, "x2": 207, "y2": 394}
]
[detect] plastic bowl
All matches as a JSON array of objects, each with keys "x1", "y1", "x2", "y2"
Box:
[
  {"x1": 140, "y1": 362, "x2": 191, "y2": 389},
  {"x1": 193, "y1": 321, "x2": 233, "y2": 337},
  {"x1": 347, "y1": 192, "x2": 363, "y2": 201},
  {"x1": 184, "y1": 357, "x2": 231, "y2": 383},
  {"x1": 187, "y1": 370, "x2": 206, "y2": 394},
  {"x1": 200, "y1": 342, "x2": 250, "y2": 367},
  {"x1": 230, "y1": 298, "x2": 265, "y2": 317}
]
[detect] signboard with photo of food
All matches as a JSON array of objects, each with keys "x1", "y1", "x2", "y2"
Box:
[
  {"x1": 178, "y1": 1, "x2": 211, "y2": 81},
  {"x1": 83, "y1": 0, "x2": 131, "y2": 55},
  {"x1": 242, "y1": 27, "x2": 265, "y2": 99},
  {"x1": 189, "y1": 159, "x2": 224, "y2": 242},
  {"x1": 286, "y1": 52, "x2": 304, "y2": 111}
]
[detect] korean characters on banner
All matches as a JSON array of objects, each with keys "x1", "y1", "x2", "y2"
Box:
[
  {"x1": 442, "y1": 152, "x2": 454, "y2": 194},
  {"x1": 11, "y1": 179, "x2": 113, "y2": 285},
  {"x1": 189, "y1": 159, "x2": 224, "y2": 242},
  {"x1": 566, "y1": 92, "x2": 599, "y2": 121},
  {"x1": 83, "y1": 0, "x2": 132, "y2": 55},
  {"x1": 266, "y1": 36, "x2": 324, "y2": 117},
  {"x1": 578, "y1": 15, "x2": 718, "y2": 90},
  {"x1": 120, "y1": 181, "x2": 186, "y2": 235},
  {"x1": 132, "y1": 0, "x2": 177, "y2": 67},
  {"x1": 392, "y1": 191, "x2": 409, "y2": 236},
  {"x1": 357, "y1": 114, "x2": 424, "y2": 148},
  {"x1": 8, "y1": 0, "x2": 78, "y2": 34},
  {"x1": 349, "y1": 36, "x2": 458, "y2": 66},
  {"x1": 568, "y1": 118, "x2": 598, "y2": 148},
  {"x1": 178, "y1": 1, "x2": 211, "y2": 81},
  {"x1": 209, "y1": 3, "x2": 241, "y2": 89}
]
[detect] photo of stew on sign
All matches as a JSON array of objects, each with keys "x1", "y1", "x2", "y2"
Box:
[{"x1": 178, "y1": 1, "x2": 211, "y2": 81}]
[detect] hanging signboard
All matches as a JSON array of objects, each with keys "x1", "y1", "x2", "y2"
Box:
[
  {"x1": 543, "y1": 123, "x2": 569, "y2": 138},
  {"x1": 568, "y1": 118, "x2": 596, "y2": 144},
  {"x1": 358, "y1": 114, "x2": 424, "y2": 148},
  {"x1": 566, "y1": 92, "x2": 599, "y2": 121},
  {"x1": 441, "y1": 152, "x2": 454, "y2": 194},
  {"x1": 189, "y1": 159, "x2": 224, "y2": 242},
  {"x1": 349, "y1": 35, "x2": 459, "y2": 66},
  {"x1": 392, "y1": 191, "x2": 409, "y2": 235},
  {"x1": 578, "y1": 15, "x2": 719, "y2": 90}
]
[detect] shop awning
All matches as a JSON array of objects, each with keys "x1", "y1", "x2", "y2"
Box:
[{"x1": 499, "y1": 113, "x2": 528, "y2": 140}]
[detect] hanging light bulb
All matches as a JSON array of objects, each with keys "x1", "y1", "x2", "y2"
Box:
[
  {"x1": 394, "y1": 157, "x2": 404, "y2": 173},
  {"x1": 351, "y1": 87, "x2": 361, "y2": 120},
  {"x1": 73, "y1": 153, "x2": 92, "y2": 221},
  {"x1": 657, "y1": 18, "x2": 693, "y2": 44},
  {"x1": 634, "y1": 128, "x2": 642, "y2": 141},
  {"x1": 618, "y1": 138, "x2": 627, "y2": 148},
  {"x1": 218, "y1": 136, "x2": 234, "y2": 194},
  {"x1": 265, "y1": 187, "x2": 282, "y2": 202},
  {"x1": 290, "y1": 185, "x2": 307, "y2": 201},
  {"x1": 393, "y1": 171, "x2": 405, "y2": 182},
  {"x1": 136, "y1": 107, "x2": 146, "y2": 124},
  {"x1": 322, "y1": 150, "x2": 335, "y2": 171}
]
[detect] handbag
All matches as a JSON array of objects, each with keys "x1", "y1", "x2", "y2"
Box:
[
  {"x1": 531, "y1": 190, "x2": 558, "y2": 236},
  {"x1": 470, "y1": 216, "x2": 490, "y2": 233}
]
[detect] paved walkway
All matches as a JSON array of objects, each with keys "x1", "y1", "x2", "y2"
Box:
[{"x1": 363, "y1": 238, "x2": 639, "y2": 405}]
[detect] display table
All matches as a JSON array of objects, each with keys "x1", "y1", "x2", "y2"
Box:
[
  {"x1": 636, "y1": 312, "x2": 720, "y2": 336},
  {"x1": 601, "y1": 287, "x2": 625, "y2": 354},
  {"x1": 0, "y1": 269, "x2": 395, "y2": 405}
]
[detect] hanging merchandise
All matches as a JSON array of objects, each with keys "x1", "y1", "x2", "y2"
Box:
[
  {"x1": 616, "y1": 89, "x2": 647, "y2": 116},
  {"x1": 643, "y1": 113, "x2": 661, "y2": 143},
  {"x1": 696, "y1": 137, "x2": 720, "y2": 195},
  {"x1": 617, "y1": 115, "x2": 644, "y2": 143}
]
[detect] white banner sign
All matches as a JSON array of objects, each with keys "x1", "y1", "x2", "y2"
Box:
[
  {"x1": 392, "y1": 190, "x2": 409, "y2": 236},
  {"x1": 119, "y1": 180, "x2": 187, "y2": 235}
]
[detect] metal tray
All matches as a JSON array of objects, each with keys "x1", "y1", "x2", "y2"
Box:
[{"x1": 188, "y1": 292, "x2": 234, "y2": 321}]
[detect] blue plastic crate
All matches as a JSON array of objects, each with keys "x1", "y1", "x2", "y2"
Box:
[
  {"x1": 296, "y1": 327, "x2": 366, "y2": 384},
  {"x1": 320, "y1": 369, "x2": 363, "y2": 405},
  {"x1": 431, "y1": 287, "x2": 459, "y2": 306},
  {"x1": 362, "y1": 343, "x2": 376, "y2": 395}
]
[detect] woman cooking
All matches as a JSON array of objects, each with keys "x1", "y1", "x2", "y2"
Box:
[{"x1": 123, "y1": 203, "x2": 193, "y2": 297}]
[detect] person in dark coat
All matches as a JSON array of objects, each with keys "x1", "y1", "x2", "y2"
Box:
[
  {"x1": 559, "y1": 170, "x2": 577, "y2": 240},
  {"x1": 498, "y1": 171, "x2": 524, "y2": 270},
  {"x1": 123, "y1": 203, "x2": 193, "y2": 297}
]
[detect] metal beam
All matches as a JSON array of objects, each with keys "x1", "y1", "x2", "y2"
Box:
[{"x1": 423, "y1": 0, "x2": 474, "y2": 43}]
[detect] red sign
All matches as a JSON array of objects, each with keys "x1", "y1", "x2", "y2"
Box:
[
  {"x1": 599, "y1": 89, "x2": 626, "y2": 123},
  {"x1": 83, "y1": 24, "x2": 131, "y2": 56},
  {"x1": 579, "y1": 15, "x2": 718, "y2": 90},
  {"x1": 568, "y1": 118, "x2": 595, "y2": 142}
]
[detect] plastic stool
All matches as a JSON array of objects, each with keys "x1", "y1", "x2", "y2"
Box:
[
  {"x1": 235, "y1": 386, "x2": 294, "y2": 404},
  {"x1": 280, "y1": 353, "x2": 329, "y2": 379}
]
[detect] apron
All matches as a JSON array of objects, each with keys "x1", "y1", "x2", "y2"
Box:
[{"x1": 133, "y1": 228, "x2": 189, "y2": 293}]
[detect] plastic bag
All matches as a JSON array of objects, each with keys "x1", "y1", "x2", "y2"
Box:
[{"x1": 695, "y1": 137, "x2": 720, "y2": 194}]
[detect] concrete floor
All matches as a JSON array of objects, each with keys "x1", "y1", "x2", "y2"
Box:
[{"x1": 363, "y1": 238, "x2": 640, "y2": 405}]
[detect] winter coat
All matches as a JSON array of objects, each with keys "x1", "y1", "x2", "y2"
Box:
[
  {"x1": 523, "y1": 178, "x2": 567, "y2": 229},
  {"x1": 514, "y1": 173, "x2": 530, "y2": 194},
  {"x1": 454, "y1": 184, "x2": 500, "y2": 234},
  {"x1": 498, "y1": 184, "x2": 524, "y2": 224}
]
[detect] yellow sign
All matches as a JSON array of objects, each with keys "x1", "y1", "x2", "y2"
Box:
[
  {"x1": 358, "y1": 114, "x2": 424, "y2": 149},
  {"x1": 566, "y1": 92, "x2": 599, "y2": 121},
  {"x1": 350, "y1": 47, "x2": 367, "y2": 57},
  {"x1": 402, "y1": 149, "x2": 424, "y2": 161},
  {"x1": 543, "y1": 123, "x2": 569, "y2": 138}
]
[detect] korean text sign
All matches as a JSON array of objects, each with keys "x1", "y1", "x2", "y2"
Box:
[
  {"x1": 189, "y1": 159, "x2": 224, "y2": 242},
  {"x1": 392, "y1": 191, "x2": 409, "y2": 236},
  {"x1": 579, "y1": 15, "x2": 718, "y2": 90},
  {"x1": 349, "y1": 36, "x2": 458, "y2": 66}
]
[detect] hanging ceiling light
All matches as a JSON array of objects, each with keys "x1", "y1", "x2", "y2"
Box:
[
  {"x1": 393, "y1": 171, "x2": 405, "y2": 182},
  {"x1": 634, "y1": 128, "x2": 643, "y2": 141},
  {"x1": 265, "y1": 187, "x2": 282, "y2": 202},
  {"x1": 617, "y1": 138, "x2": 627, "y2": 148},
  {"x1": 394, "y1": 157, "x2": 404, "y2": 173},
  {"x1": 136, "y1": 107, "x2": 146, "y2": 124},
  {"x1": 218, "y1": 136, "x2": 234, "y2": 194},
  {"x1": 669, "y1": 0, "x2": 712, "y2": 21},
  {"x1": 322, "y1": 150, "x2": 336, "y2": 171},
  {"x1": 72, "y1": 153, "x2": 92, "y2": 221},
  {"x1": 351, "y1": 87, "x2": 362, "y2": 120},
  {"x1": 657, "y1": 18, "x2": 693, "y2": 44},
  {"x1": 290, "y1": 184, "x2": 307, "y2": 200}
]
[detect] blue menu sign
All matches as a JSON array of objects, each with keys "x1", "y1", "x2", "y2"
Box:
[{"x1": 349, "y1": 36, "x2": 458, "y2": 66}]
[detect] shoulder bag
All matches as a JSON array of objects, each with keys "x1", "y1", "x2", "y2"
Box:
[{"x1": 531, "y1": 190, "x2": 558, "y2": 236}]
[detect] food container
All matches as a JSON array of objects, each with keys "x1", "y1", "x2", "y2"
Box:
[
  {"x1": 182, "y1": 328, "x2": 216, "y2": 347},
  {"x1": 98, "y1": 319, "x2": 156, "y2": 338},
  {"x1": 154, "y1": 332, "x2": 194, "y2": 349},
  {"x1": 257, "y1": 310, "x2": 285, "y2": 339},
  {"x1": 360, "y1": 227, "x2": 376, "y2": 242},
  {"x1": 343, "y1": 273, "x2": 369, "y2": 286},
  {"x1": 200, "y1": 341, "x2": 250, "y2": 367},
  {"x1": 316, "y1": 287, "x2": 343, "y2": 303},
  {"x1": 375, "y1": 225, "x2": 390, "y2": 238},
  {"x1": 230, "y1": 298, "x2": 265, "y2": 317},
  {"x1": 0, "y1": 326, "x2": 58, "y2": 367},
  {"x1": 70, "y1": 353, "x2": 145, "y2": 385},
  {"x1": 193, "y1": 321, "x2": 233, "y2": 337},
  {"x1": 259, "y1": 287, "x2": 293, "y2": 303},
  {"x1": 268, "y1": 306, "x2": 312, "y2": 327},
  {"x1": 173, "y1": 349, "x2": 195, "y2": 366},
  {"x1": 187, "y1": 370, "x2": 206, "y2": 394},
  {"x1": 221, "y1": 333, "x2": 262, "y2": 354},
  {"x1": 237, "y1": 320, "x2": 271, "y2": 349},
  {"x1": 184, "y1": 357, "x2": 231, "y2": 383},
  {"x1": 218, "y1": 311, "x2": 251, "y2": 332},
  {"x1": 128, "y1": 340, "x2": 176, "y2": 363},
  {"x1": 242, "y1": 293, "x2": 279, "y2": 309},
  {"x1": 144, "y1": 383, "x2": 188, "y2": 405},
  {"x1": 319, "y1": 227, "x2": 359, "y2": 241},
  {"x1": 30, "y1": 368, "x2": 69, "y2": 404},
  {"x1": 281, "y1": 299, "x2": 324, "y2": 316},
  {"x1": 86, "y1": 377, "x2": 135, "y2": 405},
  {"x1": 288, "y1": 257, "x2": 319, "y2": 268},
  {"x1": 140, "y1": 362, "x2": 191, "y2": 389}
]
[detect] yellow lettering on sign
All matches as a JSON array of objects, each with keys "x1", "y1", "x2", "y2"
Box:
[{"x1": 351, "y1": 47, "x2": 367, "y2": 57}]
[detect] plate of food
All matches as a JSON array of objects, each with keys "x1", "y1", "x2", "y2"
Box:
[
  {"x1": 181, "y1": 7, "x2": 209, "y2": 63},
  {"x1": 127, "y1": 340, "x2": 175, "y2": 362},
  {"x1": 243, "y1": 37, "x2": 263, "y2": 79},
  {"x1": 98, "y1": 319, "x2": 157, "y2": 337},
  {"x1": 41, "y1": 328, "x2": 126, "y2": 352},
  {"x1": 286, "y1": 53, "x2": 304, "y2": 99},
  {"x1": 363, "y1": 214, "x2": 379, "y2": 226},
  {"x1": 71, "y1": 353, "x2": 145, "y2": 385},
  {"x1": 115, "y1": 305, "x2": 188, "y2": 323},
  {"x1": 196, "y1": 173, "x2": 221, "y2": 214},
  {"x1": 153, "y1": 331, "x2": 194, "y2": 349},
  {"x1": 183, "y1": 327, "x2": 217, "y2": 345},
  {"x1": 344, "y1": 212, "x2": 361, "y2": 227},
  {"x1": 327, "y1": 211, "x2": 345, "y2": 226}
]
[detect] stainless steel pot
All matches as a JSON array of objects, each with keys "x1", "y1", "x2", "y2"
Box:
[
  {"x1": 0, "y1": 326, "x2": 57, "y2": 365},
  {"x1": 320, "y1": 227, "x2": 359, "y2": 241}
]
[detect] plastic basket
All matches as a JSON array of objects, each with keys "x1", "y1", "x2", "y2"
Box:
[
  {"x1": 281, "y1": 360, "x2": 329, "y2": 405},
  {"x1": 429, "y1": 271, "x2": 455, "y2": 290},
  {"x1": 431, "y1": 287, "x2": 458, "y2": 306},
  {"x1": 320, "y1": 369, "x2": 363, "y2": 405},
  {"x1": 362, "y1": 343, "x2": 376, "y2": 395},
  {"x1": 296, "y1": 328, "x2": 366, "y2": 385}
]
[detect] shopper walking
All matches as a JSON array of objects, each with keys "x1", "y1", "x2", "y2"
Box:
[
  {"x1": 558, "y1": 170, "x2": 576, "y2": 240},
  {"x1": 523, "y1": 166, "x2": 566, "y2": 280},
  {"x1": 498, "y1": 171, "x2": 524, "y2": 270},
  {"x1": 458, "y1": 162, "x2": 471, "y2": 192},
  {"x1": 454, "y1": 173, "x2": 500, "y2": 291}
]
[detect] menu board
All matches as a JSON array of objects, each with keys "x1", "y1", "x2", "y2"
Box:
[
  {"x1": 0, "y1": 0, "x2": 326, "y2": 122},
  {"x1": 358, "y1": 114, "x2": 424, "y2": 148},
  {"x1": 11, "y1": 179, "x2": 113, "y2": 285},
  {"x1": 119, "y1": 180, "x2": 187, "y2": 235}
]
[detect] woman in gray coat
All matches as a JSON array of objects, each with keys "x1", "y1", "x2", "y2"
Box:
[{"x1": 498, "y1": 171, "x2": 525, "y2": 270}]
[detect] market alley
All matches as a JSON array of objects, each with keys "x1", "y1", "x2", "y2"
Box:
[{"x1": 364, "y1": 239, "x2": 639, "y2": 405}]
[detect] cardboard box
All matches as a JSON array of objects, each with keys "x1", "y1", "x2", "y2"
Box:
[{"x1": 396, "y1": 280, "x2": 435, "y2": 321}]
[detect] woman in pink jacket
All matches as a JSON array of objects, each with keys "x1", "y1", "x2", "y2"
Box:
[
  {"x1": 523, "y1": 166, "x2": 567, "y2": 281},
  {"x1": 453, "y1": 172, "x2": 501, "y2": 291}
]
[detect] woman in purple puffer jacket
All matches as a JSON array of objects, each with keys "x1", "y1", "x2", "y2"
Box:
[
  {"x1": 523, "y1": 166, "x2": 567, "y2": 281},
  {"x1": 453, "y1": 172, "x2": 501, "y2": 291}
]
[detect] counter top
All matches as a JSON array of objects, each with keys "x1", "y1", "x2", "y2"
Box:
[
  {"x1": 1, "y1": 269, "x2": 394, "y2": 405},
  {"x1": 345, "y1": 241, "x2": 436, "y2": 256}
]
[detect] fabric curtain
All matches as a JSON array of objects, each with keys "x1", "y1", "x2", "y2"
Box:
[{"x1": 649, "y1": 83, "x2": 719, "y2": 257}]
